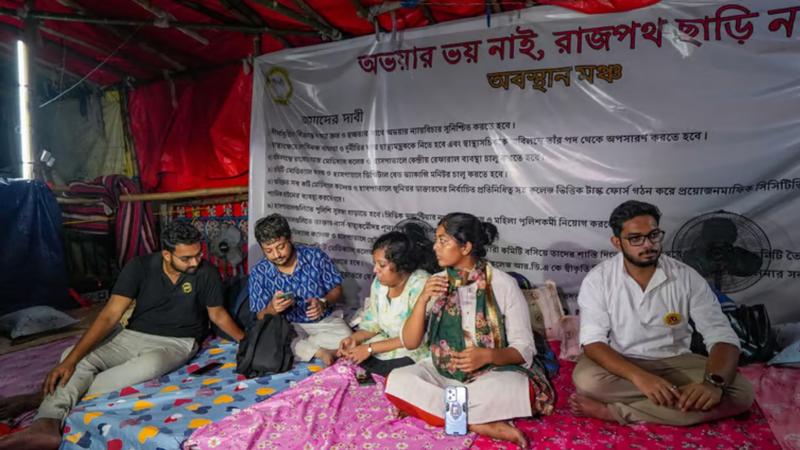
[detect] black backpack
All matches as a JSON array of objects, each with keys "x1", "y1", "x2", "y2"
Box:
[
  {"x1": 690, "y1": 303, "x2": 778, "y2": 365},
  {"x1": 212, "y1": 275, "x2": 256, "y2": 341},
  {"x1": 236, "y1": 314, "x2": 296, "y2": 378}
]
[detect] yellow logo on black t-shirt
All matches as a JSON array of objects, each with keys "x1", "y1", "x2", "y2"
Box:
[{"x1": 181, "y1": 282, "x2": 192, "y2": 294}]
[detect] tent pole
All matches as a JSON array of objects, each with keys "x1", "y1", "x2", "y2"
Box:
[
  {"x1": 119, "y1": 87, "x2": 142, "y2": 183},
  {"x1": 56, "y1": 0, "x2": 186, "y2": 71},
  {"x1": 0, "y1": 7, "x2": 317, "y2": 35}
]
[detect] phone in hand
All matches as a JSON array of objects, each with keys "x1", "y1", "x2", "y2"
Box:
[
  {"x1": 276, "y1": 292, "x2": 295, "y2": 308},
  {"x1": 444, "y1": 386, "x2": 468, "y2": 436}
]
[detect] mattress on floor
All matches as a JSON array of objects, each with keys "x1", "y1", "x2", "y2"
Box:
[
  {"x1": 60, "y1": 338, "x2": 320, "y2": 450},
  {"x1": 186, "y1": 355, "x2": 784, "y2": 450},
  {"x1": 471, "y1": 358, "x2": 783, "y2": 449}
]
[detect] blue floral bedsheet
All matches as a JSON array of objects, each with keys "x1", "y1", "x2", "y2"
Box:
[{"x1": 60, "y1": 339, "x2": 319, "y2": 450}]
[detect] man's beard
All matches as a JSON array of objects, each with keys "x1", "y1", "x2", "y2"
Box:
[
  {"x1": 171, "y1": 260, "x2": 198, "y2": 274},
  {"x1": 271, "y1": 246, "x2": 295, "y2": 267},
  {"x1": 622, "y1": 248, "x2": 661, "y2": 268}
]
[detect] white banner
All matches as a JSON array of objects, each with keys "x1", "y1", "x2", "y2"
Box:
[{"x1": 249, "y1": 0, "x2": 800, "y2": 323}]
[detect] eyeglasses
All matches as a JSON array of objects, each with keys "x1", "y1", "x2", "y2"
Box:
[
  {"x1": 435, "y1": 235, "x2": 458, "y2": 247},
  {"x1": 622, "y1": 229, "x2": 665, "y2": 246},
  {"x1": 173, "y1": 251, "x2": 203, "y2": 263}
]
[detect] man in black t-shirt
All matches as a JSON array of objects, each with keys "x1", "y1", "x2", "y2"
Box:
[{"x1": 0, "y1": 222, "x2": 244, "y2": 450}]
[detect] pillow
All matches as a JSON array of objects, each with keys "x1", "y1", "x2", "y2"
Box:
[
  {"x1": 559, "y1": 315, "x2": 581, "y2": 362},
  {"x1": 521, "y1": 289, "x2": 547, "y2": 337},
  {"x1": 521, "y1": 280, "x2": 565, "y2": 341},
  {"x1": 767, "y1": 338, "x2": 800, "y2": 368},
  {"x1": 0, "y1": 305, "x2": 79, "y2": 339}
]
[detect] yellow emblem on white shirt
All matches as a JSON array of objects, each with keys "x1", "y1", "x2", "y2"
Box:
[
  {"x1": 181, "y1": 282, "x2": 192, "y2": 294},
  {"x1": 664, "y1": 312, "x2": 682, "y2": 326}
]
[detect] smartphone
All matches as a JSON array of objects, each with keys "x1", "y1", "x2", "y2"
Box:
[
  {"x1": 444, "y1": 386, "x2": 468, "y2": 436},
  {"x1": 356, "y1": 371, "x2": 376, "y2": 386},
  {"x1": 278, "y1": 292, "x2": 294, "y2": 301}
]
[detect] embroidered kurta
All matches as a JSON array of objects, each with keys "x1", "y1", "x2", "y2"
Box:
[{"x1": 360, "y1": 269, "x2": 431, "y2": 362}]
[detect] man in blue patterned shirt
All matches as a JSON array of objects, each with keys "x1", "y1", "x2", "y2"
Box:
[{"x1": 249, "y1": 213, "x2": 352, "y2": 365}]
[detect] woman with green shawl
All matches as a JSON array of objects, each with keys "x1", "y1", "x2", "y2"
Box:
[{"x1": 385, "y1": 213, "x2": 555, "y2": 448}]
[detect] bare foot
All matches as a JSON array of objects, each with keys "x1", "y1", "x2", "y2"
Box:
[
  {"x1": 0, "y1": 418, "x2": 61, "y2": 450},
  {"x1": 314, "y1": 348, "x2": 337, "y2": 366},
  {"x1": 0, "y1": 393, "x2": 43, "y2": 420},
  {"x1": 568, "y1": 393, "x2": 615, "y2": 422},
  {"x1": 470, "y1": 421, "x2": 528, "y2": 449}
]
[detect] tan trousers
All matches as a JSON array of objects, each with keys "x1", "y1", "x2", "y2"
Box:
[
  {"x1": 572, "y1": 353, "x2": 755, "y2": 426},
  {"x1": 35, "y1": 328, "x2": 196, "y2": 422}
]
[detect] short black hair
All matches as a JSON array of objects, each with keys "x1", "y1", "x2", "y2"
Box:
[
  {"x1": 609, "y1": 200, "x2": 661, "y2": 237},
  {"x1": 438, "y1": 212, "x2": 498, "y2": 259},
  {"x1": 255, "y1": 213, "x2": 292, "y2": 244},
  {"x1": 161, "y1": 221, "x2": 202, "y2": 252}
]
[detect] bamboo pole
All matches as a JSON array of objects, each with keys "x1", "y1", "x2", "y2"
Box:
[
  {"x1": 119, "y1": 186, "x2": 248, "y2": 202},
  {"x1": 0, "y1": 7, "x2": 302, "y2": 34},
  {"x1": 129, "y1": 0, "x2": 210, "y2": 45},
  {"x1": 62, "y1": 216, "x2": 115, "y2": 225},
  {"x1": 39, "y1": 36, "x2": 132, "y2": 79},
  {"x1": 167, "y1": 193, "x2": 249, "y2": 206},
  {"x1": 56, "y1": 196, "x2": 105, "y2": 204},
  {"x1": 489, "y1": 0, "x2": 503, "y2": 14},
  {"x1": 249, "y1": 0, "x2": 341, "y2": 40},
  {"x1": 119, "y1": 87, "x2": 142, "y2": 180},
  {"x1": 56, "y1": 0, "x2": 186, "y2": 71},
  {"x1": 421, "y1": 5, "x2": 437, "y2": 24},
  {"x1": 290, "y1": 0, "x2": 346, "y2": 39},
  {"x1": 222, "y1": 0, "x2": 265, "y2": 26},
  {"x1": 174, "y1": 0, "x2": 240, "y2": 25},
  {"x1": 349, "y1": 0, "x2": 370, "y2": 20},
  {"x1": 39, "y1": 26, "x2": 157, "y2": 76},
  {"x1": 212, "y1": 0, "x2": 290, "y2": 48}
]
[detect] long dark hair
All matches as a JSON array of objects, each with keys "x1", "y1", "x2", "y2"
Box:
[
  {"x1": 372, "y1": 224, "x2": 439, "y2": 275},
  {"x1": 438, "y1": 212, "x2": 498, "y2": 260}
]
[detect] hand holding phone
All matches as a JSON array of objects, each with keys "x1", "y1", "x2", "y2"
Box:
[
  {"x1": 305, "y1": 298, "x2": 326, "y2": 321},
  {"x1": 272, "y1": 291, "x2": 295, "y2": 313}
]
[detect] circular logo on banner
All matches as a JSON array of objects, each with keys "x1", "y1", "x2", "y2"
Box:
[
  {"x1": 664, "y1": 312, "x2": 682, "y2": 326},
  {"x1": 266, "y1": 67, "x2": 292, "y2": 105},
  {"x1": 182, "y1": 282, "x2": 193, "y2": 294}
]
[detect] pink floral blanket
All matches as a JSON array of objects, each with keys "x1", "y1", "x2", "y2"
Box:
[
  {"x1": 472, "y1": 358, "x2": 782, "y2": 449},
  {"x1": 184, "y1": 361, "x2": 475, "y2": 450},
  {"x1": 186, "y1": 357, "x2": 784, "y2": 450}
]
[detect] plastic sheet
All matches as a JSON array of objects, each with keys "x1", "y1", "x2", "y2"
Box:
[
  {"x1": 127, "y1": 65, "x2": 250, "y2": 192},
  {"x1": 0, "y1": 179, "x2": 73, "y2": 316}
]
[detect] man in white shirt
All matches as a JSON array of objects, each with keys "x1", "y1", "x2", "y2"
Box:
[{"x1": 569, "y1": 200, "x2": 754, "y2": 426}]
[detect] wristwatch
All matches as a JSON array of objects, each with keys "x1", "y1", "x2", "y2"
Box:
[
  {"x1": 704, "y1": 373, "x2": 727, "y2": 391},
  {"x1": 367, "y1": 344, "x2": 374, "y2": 355},
  {"x1": 318, "y1": 297, "x2": 328, "y2": 308}
]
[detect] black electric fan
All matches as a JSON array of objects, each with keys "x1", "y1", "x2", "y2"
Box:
[
  {"x1": 671, "y1": 210, "x2": 770, "y2": 293},
  {"x1": 209, "y1": 223, "x2": 244, "y2": 266}
]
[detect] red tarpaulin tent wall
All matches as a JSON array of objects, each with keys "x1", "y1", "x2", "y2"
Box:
[{"x1": 1, "y1": 0, "x2": 658, "y2": 191}]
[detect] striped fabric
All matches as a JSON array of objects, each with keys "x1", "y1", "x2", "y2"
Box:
[{"x1": 60, "y1": 175, "x2": 157, "y2": 267}]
